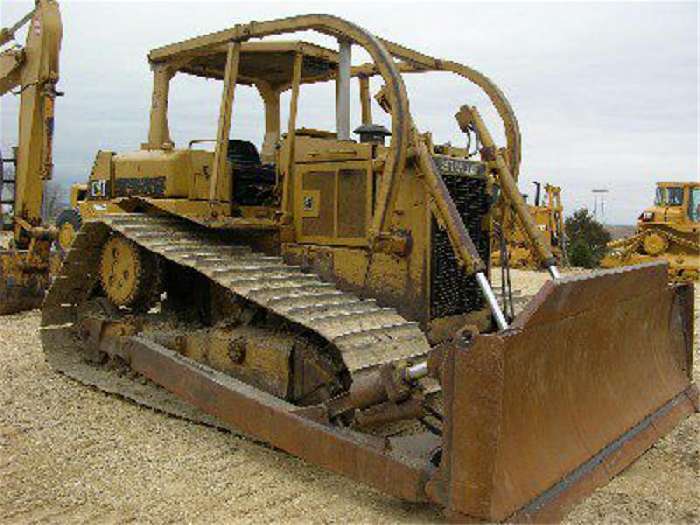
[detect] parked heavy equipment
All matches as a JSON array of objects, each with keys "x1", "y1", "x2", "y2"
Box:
[
  {"x1": 41, "y1": 15, "x2": 697, "y2": 522},
  {"x1": 0, "y1": 0, "x2": 62, "y2": 314},
  {"x1": 492, "y1": 181, "x2": 566, "y2": 269},
  {"x1": 602, "y1": 181, "x2": 699, "y2": 281}
]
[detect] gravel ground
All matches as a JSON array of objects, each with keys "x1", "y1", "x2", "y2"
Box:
[{"x1": 0, "y1": 269, "x2": 697, "y2": 523}]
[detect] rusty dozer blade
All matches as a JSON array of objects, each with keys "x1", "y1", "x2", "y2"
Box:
[
  {"x1": 0, "y1": 250, "x2": 47, "y2": 314},
  {"x1": 436, "y1": 262, "x2": 698, "y2": 521}
]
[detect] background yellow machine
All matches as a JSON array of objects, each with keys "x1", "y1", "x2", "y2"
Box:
[
  {"x1": 492, "y1": 181, "x2": 566, "y2": 269},
  {"x1": 0, "y1": 0, "x2": 62, "y2": 314},
  {"x1": 40, "y1": 14, "x2": 696, "y2": 522},
  {"x1": 602, "y1": 181, "x2": 699, "y2": 281}
]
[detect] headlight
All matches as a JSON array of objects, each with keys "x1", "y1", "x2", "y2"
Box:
[{"x1": 642, "y1": 211, "x2": 654, "y2": 221}]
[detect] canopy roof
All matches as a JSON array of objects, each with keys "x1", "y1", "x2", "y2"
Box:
[
  {"x1": 657, "y1": 181, "x2": 700, "y2": 188},
  {"x1": 151, "y1": 40, "x2": 339, "y2": 89}
]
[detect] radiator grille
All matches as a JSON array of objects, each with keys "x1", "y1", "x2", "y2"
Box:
[{"x1": 430, "y1": 157, "x2": 491, "y2": 320}]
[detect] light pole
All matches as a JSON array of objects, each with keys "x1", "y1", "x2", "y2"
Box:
[{"x1": 592, "y1": 189, "x2": 609, "y2": 224}]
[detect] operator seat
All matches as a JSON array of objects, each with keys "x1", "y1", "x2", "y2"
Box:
[
  {"x1": 227, "y1": 139, "x2": 276, "y2": 206},
  {"x1": 228, "y1": 139, "x2": 262, "y2": 166}
]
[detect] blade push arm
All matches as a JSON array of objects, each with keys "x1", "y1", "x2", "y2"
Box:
[{"x1": 457, "y1": 105, "x2": 561, "y2": 278}]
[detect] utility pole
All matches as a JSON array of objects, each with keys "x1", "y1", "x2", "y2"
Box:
[{"x1": 592, "y1": 189, "x2": 609, "y2": 224}]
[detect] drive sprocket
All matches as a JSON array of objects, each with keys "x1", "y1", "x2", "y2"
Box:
[{"x1": 99, "y1": 235, "x2": 155, "y2": 308}]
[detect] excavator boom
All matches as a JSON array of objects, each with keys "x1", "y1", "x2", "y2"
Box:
[
  {"x1": 2, "y1": 0, "x2": 61, "y2": 228},
  {"x1": 0, "y1": 0, "x2": 62, "y2": 314}
]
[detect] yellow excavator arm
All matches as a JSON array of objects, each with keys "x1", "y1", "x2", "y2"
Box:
[
  {"x1": 0, "y1": 0, "x2": 62, "y2": 247},
  {"x1": 0, "y1": 0, "x2": 62, "y2": 315}
]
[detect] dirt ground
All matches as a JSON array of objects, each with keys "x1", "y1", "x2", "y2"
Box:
[{"x1": 0, "y1": 269, "x2": 698, "y2": 523}]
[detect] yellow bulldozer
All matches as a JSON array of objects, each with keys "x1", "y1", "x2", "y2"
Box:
[
  {"x1": 40, "y1": 14, "x2": 696, "y2": 522},
  {"x1": 602, "y1": 181, "x2": 699, "y2": 281},
  {"x1": 492, "y1": 181, "x2": 566, "y2": 269},
  {"x1": 0, "y1": 0, "x2": 62, "y2": 314}
]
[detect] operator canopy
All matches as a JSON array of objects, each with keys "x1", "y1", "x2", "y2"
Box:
[{"x1": 152, "y1": 40, "x2": 339, "y2": 90}]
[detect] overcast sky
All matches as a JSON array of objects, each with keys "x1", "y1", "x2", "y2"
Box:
[{"x1": 1, "y1": 0, "x2": 697, "y2": 224}]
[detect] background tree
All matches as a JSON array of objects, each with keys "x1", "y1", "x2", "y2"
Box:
[
  {"x1": 42, "y1": 180, "x2": 69, "y2": 223},
  {"x1": 565, "y1": 208, "x2": 611, "y2": 268}
]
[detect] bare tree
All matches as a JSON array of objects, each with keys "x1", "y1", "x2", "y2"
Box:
[{"x1": 42, "y1": 180, "x2": 69, "y2": 223}]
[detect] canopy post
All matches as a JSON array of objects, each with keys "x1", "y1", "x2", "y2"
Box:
[
  {"x1": 336, "y1": 39, "x2": 351, "y2": 140},
  {"x1": 281, "y1": 51, "x2": 303, "y2": 218},
  {"x1": 210, "y1": 41, "x2": 241, "y2": 203},
  {"x1": 359, "y1": 75, "x2": 372, "y2": 125}
]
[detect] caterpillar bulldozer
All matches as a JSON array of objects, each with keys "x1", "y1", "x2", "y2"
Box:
[
  {"x1": 41, "y1": 15, "x2": 697, "y2": 522},
  {"x1": 602, "y1": 181, "x2": 699, "y2": 282},
  {"x1": 492, "y1": 181, "x2": 566, "y2": 269},
  {"x1": 0, "y1": 0, "x2": 62, "y2": 314}
]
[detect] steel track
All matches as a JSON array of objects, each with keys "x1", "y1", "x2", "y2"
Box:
[{"x1": 42, "y1": 214, "x2": 436, "y2": 413}]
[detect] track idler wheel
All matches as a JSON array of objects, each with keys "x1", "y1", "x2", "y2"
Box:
[
  {"x1": 55, "y1": 208, "x2": 82, "y2": 256},
  {"x1": 99, "y1": 235, "x2": 157, "y2": 309}
]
